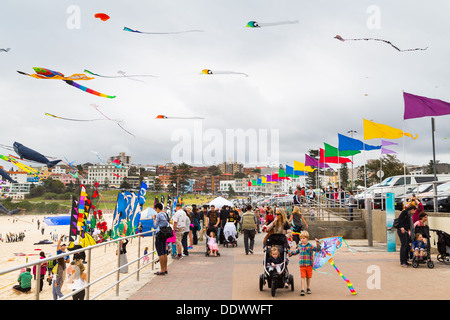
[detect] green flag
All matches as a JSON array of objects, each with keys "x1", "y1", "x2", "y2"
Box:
[{"x1": 324, "y1": 143, "x2": 361, "y2": 157}]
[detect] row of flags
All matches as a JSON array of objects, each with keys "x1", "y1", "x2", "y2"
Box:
[{"x1": 247, "y1": 91, "x2": 450, "y2": 187}]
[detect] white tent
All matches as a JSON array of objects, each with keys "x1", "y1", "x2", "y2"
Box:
[{"x1": 208, "y1": 196, "x2": 233, "y2": 208}]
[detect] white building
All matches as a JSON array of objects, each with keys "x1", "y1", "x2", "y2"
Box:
[
  {"x1": 87, "y1": 164, "x2": 129, "y2": 187},
  {"x1": 219, "y1": 180, "x2": 236, "y2": 193}
]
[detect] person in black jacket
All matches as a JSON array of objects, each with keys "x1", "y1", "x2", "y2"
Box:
[{"x1": 397, "y1": 204, "x2": 415, "y2": 267}]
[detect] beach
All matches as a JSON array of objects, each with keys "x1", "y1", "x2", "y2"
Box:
[{"x1": 0, "y1": 213, "x2": 163, "y2": 300}]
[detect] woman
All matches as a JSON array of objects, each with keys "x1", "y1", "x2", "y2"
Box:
[
  {"x1": 184, "y1": 206, "x2": 193, "y2": 253},
  {"x1": 348, "y1": 191, "x2": 357, "y2": 221},
  {"x1": 267, "y1": 208, "x2": 290, "y2": 235},
  {"x1": 33, "y1": 251, "x2": 47, "y2": 293},
  {"x1": 288, "y1": 206, "x2": 308, "y2": 245},
  {"x1": 52, "y1": 257, "x2": 66, "y2": 300},
  {"x1": 396, "y1": 204, "x2": 415, "y2": 267}
]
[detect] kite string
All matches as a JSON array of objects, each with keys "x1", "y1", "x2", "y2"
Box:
[{"x1": 329, "y1": 258, "x2": 357, "y2": 295}]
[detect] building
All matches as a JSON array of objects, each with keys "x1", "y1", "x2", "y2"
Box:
[
  {"x1": 109, "y1": 152, "x2": 131, "y2": 165},
  {"x1": 87, "y1": 164, "x2": 129, "y2": 187},
  {"x1": 219, "y1": 162, "x2": 243, "y2": 175},
  {"x1": 219, "y1": 180, "x2": 236, "y2": 194},
  {"x1": 156, "y1": 165, "x2": 172, "y2": 176}
]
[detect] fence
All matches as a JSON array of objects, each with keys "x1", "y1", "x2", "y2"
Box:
[{"x1": 0, "y1": 230, "x2": 159, "y2": 300}]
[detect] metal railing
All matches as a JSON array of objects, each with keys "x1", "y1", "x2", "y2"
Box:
[{"x1": 0, "y1": 230, "x2": 160, "y2": 300}]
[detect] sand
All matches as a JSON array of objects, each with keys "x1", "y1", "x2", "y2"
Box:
[{"x1": 0, "y1": 213, "x2": 165, "y2": 300}]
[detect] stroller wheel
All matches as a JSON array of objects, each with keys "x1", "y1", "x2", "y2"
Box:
[
  {"x1": 427, "y1": 261, "x2": 434, "y2": 268},
  {"x1": 259, "y1": 274, "x2": 264, "y2": 291},
  {"x1": 412, "y1": 260, "x2": 419, "y2": 268},
  {"x1": 289, "y1": 274, "x2": 294, "y2": 291}
]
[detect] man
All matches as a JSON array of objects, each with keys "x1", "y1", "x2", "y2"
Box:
[
  {"x1": 13, "y1": 268, "x2": 32, "y2": 293},
  {"x1": 240, "y1": 205, "x2": 257, "y2": 255},
  {"x1": 153, "y1": 203, "x2": 169, "y2": 275},
  {"x1": 172, "y1": 203, "x2": 187, "y2": 260},
  {"x1": 205, "y1": 205, "x2": 220, "y2": 231},
  {"x1": 219, "y1": 205, "x2": 230, "y2": 244},
  {"x1": 57, "y1": 235, "x2": 70, "y2": 264}
]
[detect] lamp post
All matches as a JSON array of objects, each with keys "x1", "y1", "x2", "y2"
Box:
[{"x1": 347, "y1": 130, "x2": 357, "y2": 191}]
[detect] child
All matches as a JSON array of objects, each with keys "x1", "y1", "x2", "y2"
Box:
[
  {"x1": 289, "y1": 230, "x2": 321, "y2": 296},
  {"x1": 207, "y1": 231, "x2": 219, "y2": 256},
  {"x1": 267, "y1": 247, "x2": 284, "y2": 274},
  {"x1": 412, "y1": 233, "x2": 427, "y2": 260},
  {"x1": 143, "y1": 247, "x2": 150, "y2": 264}
]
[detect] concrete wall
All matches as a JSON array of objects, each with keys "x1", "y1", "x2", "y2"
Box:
[{"x1": 364, "y1": 209, "x2": 450, "y2": 251}]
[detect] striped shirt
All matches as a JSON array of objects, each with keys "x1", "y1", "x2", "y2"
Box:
[{"x1": 289, "y1": 242, "x2": 321, "y2": 267}]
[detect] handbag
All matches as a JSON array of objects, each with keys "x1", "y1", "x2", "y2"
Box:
[
  {"x1": 392, "y1": 217, "x2": 400, "y2": 229},
  {"x1": 156, "y1": 213, "x2": 173, "y2": 242}
]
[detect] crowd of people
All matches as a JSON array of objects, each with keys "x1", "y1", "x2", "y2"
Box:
[{"x1": 1, "y1": 232, "x2": 25, "y2": 243}]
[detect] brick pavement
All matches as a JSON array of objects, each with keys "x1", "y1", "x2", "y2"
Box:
[{"x1": 128, "y1": 231, "x2": 450, "y2": 300}]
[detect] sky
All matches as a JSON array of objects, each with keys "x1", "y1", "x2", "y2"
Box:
[{"x1": 1, "y1": 0, "x2": 450, "y2": 171}]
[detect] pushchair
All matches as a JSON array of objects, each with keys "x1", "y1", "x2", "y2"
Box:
[
  {"x1": 259, "y1": 233, "x2": 294, "y2": 297},
  {"x1": 205, "y1": 227, "x2": 220, "y2": 257},
  {"x1": 431, "y1": 229, "x2": 450, "y2": 265},
  {"x1": 223, "y1": 222, "x2": 238, "y2": 248},
  {"x1": 411, "y1": 225, "x2": 434, "y2": 269}
]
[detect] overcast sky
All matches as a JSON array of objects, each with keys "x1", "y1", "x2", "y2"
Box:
[{"x1": 1, "y1": 0, "x2": 449, "y2": 171}]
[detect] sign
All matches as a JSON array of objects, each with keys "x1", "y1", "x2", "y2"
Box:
[
  {"x1": 377, "y1": 170, "x2": 384, "y2": 178},
  {"x1": 385, "y1": 192, "x2": 396, "y2": 252}
]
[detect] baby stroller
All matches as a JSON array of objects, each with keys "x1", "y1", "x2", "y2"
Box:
[
  {"x1": 259, "y1": 233, "x2": 294, "y2": 297},
  {"x1": 223, "y1": 222, "x2": 238, "y2": 248},
  {"x1": 411, "y1": 225, "x2": 434, "y2": 269},
  {"x1": 205, "y1": 227, "x2": 220, "y2": 257},
  {"x1": 431, "y1": 229, "x2": 450, "y2": 265}
]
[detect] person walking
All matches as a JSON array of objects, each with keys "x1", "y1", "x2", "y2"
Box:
[
  {"x1": 396, "y1": 204, "x2": 415, "y2": 267},
  {"x1": 288, "y1": 206, "x2": 308, "y2": 245},
  {"x1": 173, "y1": 203, "x2": 187, "y2": 260},
  {"x1": 240, "y1": 205, "x2": 257, "y2": 255},
  {"x1": 52, "y1": 257, "x2": 66, "y2": 300},
  {"x1": 33, "y1": 251, "x2": 47, "y2": 293}
]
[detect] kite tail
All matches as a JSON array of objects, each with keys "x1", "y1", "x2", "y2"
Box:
[
  {"x1": 329, "y1": 258, "x2": 357, "y2": 295},
  {"x1": 64, "y1": 80, "x2": 116, "y2": 99}
]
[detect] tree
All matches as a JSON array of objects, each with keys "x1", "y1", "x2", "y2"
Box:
[
  {"x1": 170, "y1": 163, "x2": 192, "y2": 194},
  {"x1": 425, "y1": 160, "x2": 435, "y2": 174},
  {"x1": 306, "y1": 149, "x2": 319, "y2": 188},
  {"x1": 340, "y1": 163, "x2": 349, "y2": 189},
  {"x1": 228, "y1": 184, "x2": 236, "y2": 197},
  {"x1": 120, "y1": 178, "x2": 131, "y2": 189},
  {"x1": 357, "y1": 154, "x2": 408, "y2": 186}
]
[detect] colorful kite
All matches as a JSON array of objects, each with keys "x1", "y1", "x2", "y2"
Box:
[
  {"x1": 13, "y1": 142, "x2": 61, "y2": 168},
  {"x1": 64, "y1": 80, "x2": 116, "y2": 99},
  {"x1": 313, "y1": 236, "x2": 357, "y2": 295},
  {"x1": 246, "y1": 20, "x2": 299, "y2": 28},
  {"x1": 45, "y1": 112, "x2": 107, "y2": 122},
  {"x1": 123, "y1": 26, "x2": 203, "y2": 34},
  {"x1": 334, "y1": 35, "x2": 428, "y2": 52},
  {"x1": 201, "y1": 69, "x2": 248, "y2": 77},
  {"x1": 155, "y1": 115, "x2": 205, "y2": 120},
  {"x1": 0, "y1": 154, "x2": 43, "y2": 177},
  {"x1": 94, "y1": 13, "x2": 110, "y2": 21},
  {"x1": 17, "y1": 68, "x2": 115, "y2": 98},
  {"x1": 17, "y1": 68, "x2": 94, "y2": 81},
  {"x1": 91, "y1": 104, "x2": 135, "y2": 137},
  {"x1": 0, "y1": 167, "x2": 16, "y2": 183},
  {"x1": 1, "y1": 48, "x2": 10, "y2": 52}
]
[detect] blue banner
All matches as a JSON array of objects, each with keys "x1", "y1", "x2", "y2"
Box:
[{"x1": 385, "y1": 192, "x2": 396, "y2": 252}]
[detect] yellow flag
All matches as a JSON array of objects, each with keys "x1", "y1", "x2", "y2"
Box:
[
  {"x1": 294, "y1": 160, "x2": 315, "y2": 172},
  {"x1": 261, "y1": 176, "x2": 267, "y2": 184},
  {"x1": 363, "y1": 119, "x2": 418, "y2": 140}
]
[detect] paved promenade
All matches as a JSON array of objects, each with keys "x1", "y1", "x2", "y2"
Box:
[{"x1": 127, "y1": 231, "x2": 450, "y2": 301}]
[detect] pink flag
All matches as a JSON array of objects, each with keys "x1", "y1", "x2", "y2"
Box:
[
  {"x1": 404, "y1": 92, "x2": 450, "y2": 120},
  {"x1": 381, "y1": 147, "x2": 397, "y2": 154},
  {"x1": 381, "y1": 140, "x2": 398, "y2": 147}
]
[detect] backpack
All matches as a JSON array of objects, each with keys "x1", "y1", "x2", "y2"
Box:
[{"x1": 293, "y1": 195, "x2": 300, "y2": 205}]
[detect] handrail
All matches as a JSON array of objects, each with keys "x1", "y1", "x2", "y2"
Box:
[{"x1": 0, "y1": 229, "x2": 159, "y2": 300}]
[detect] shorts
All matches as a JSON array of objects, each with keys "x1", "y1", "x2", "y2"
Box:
[
  {"x1": 155, "y1": 238, "x2": 168, "y2": 256},
  {"x1": 175, "y1": 232, "x2": 184, "y2": 246},
  {"x1": 300, "y1": 266, "x2": 313, "y2": 278}
]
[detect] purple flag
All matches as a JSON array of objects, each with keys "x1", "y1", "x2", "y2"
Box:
[
  {"x1": 381, "y1": 147, "x2": 397, "y2": 154},
  {"x1": 404, "y1": 92, "x2": 450, "y2": 120},
  {"x1": 381, "y1": 140, "x2": 398, "y2": 147},
  {"x1": 305, "y1": 154, "x2": 330, "y2": 168}
]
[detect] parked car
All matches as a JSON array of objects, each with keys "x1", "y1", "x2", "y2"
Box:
[
  {"x1": 394, "y1": 182, "x2": 444, "y2": 211},
  {"x1": 421, "y1": 182, "x2": 450, "y2": 211}
]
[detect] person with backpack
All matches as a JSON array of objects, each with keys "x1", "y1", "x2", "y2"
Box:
[
  {"x1": 240, "y1": 205, "x2": 257, "y2": 255},
  {"x1": 153, "y1": 203, "x2": 169, "y2": 275},
  {"x1": 396, "y1": 204, "x2": 415, "y2": 267}
]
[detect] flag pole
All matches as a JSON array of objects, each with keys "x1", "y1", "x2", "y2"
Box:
[
  {"x1": 402, "y1": 120, "x2": 407, "y2": 198},
  {"x1": 431, "y1": 117, "x2": 438, "y2": 213}
]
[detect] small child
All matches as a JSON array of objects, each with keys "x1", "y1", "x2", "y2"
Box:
[
  {"x1": 267, "y1": 247, "x2": 284, "y2": 274},
  {"x1": 288, "y1": 230, "x2": 320, "y2": 296},
  {"x1": 143, "y1": 247, "x2": 150, "y2": 264},
  {"x1": 207, "y1": 231, "x2": 219, "y2": 256},
  {"x1": 412, "y1": 233, "x2": 427, "y2": 260}
]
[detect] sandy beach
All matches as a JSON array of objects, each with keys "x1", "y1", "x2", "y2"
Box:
[{"x1": 0, "y1": 213, "x2": 165, "y2": 300}]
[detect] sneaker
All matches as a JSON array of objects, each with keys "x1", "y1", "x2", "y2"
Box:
[
  {"x1": 249, "y1": 249, "x2": 254, "y2": 254},
  {"x1": 300, "y1": 290, "x2": 305, "y2": 296},
  {"x1": 306, "y1": 288, "x2": 312, "y2": 294},
  {"x1": 188, "y1": 246, "x2": 193, "y2": 250},
  {"x1": 401, "y1": 264, "x2": 407, "y2": 268}
]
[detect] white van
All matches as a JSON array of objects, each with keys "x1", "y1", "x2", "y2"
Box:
[{"x1": 373, "y1": 174, "x2": 450, "y2": 198}]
